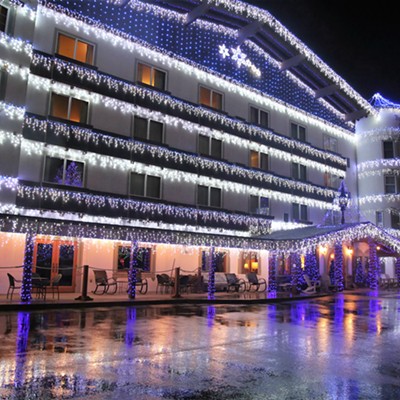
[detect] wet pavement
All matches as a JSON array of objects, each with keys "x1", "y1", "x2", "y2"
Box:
[{"x1": 0, "y1": 290, "x2": 399, "y2": 399}]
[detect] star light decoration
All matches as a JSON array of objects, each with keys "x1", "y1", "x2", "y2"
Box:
[{"x1": 219, "y1": 44, "x2": 261, "y2": 77}]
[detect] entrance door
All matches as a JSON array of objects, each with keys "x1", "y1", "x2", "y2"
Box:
[{"x1": 33, "y1": 238, "x2": 77, "y2": 292}]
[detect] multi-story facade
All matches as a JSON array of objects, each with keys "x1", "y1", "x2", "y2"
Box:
[{"x1": 0, "y1": 0, "x2": 397, "y2": 297}]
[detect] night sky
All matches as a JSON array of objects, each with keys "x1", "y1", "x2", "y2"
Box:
[{"x1": 244, "y1": 1, "x2": 400, "y2": 103}]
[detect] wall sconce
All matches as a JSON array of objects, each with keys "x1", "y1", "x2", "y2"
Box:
[
  {"x1": 346, "y1": 247, "x2": 353, "y2": 256},
  {"x1": 319, "y1": 245, "x2": 327, "y2": 255},
  {"x1": 244, "y1": 262, "x2": 249, "y2": 269},
  {"x1": 330, "y1": 253, "x2": 335, "y2": 260}
]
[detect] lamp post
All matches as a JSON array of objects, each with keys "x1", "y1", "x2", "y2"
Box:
[{"x1": 337, "y1": 180, "x2": 350, "y2": 224}]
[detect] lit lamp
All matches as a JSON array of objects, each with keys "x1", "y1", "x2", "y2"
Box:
[
  {"x1": 244, "y1": 262, "x2": 249, "y2": 269},
  {"x1": 337, "y1": 180, "x2": 351, "y2": 225},
  {"x1": 251, "y1": 261, "x2": 258, "y2": 271}
]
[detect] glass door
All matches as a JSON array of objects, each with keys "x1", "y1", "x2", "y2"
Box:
[{"x1": 33, "y1": 238, "x2": 77, "y2": 291}]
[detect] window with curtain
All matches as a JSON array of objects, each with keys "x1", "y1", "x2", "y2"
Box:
[
  {"x1": 137, "y1": 62, "x2": 166, "y2": 91},
  {"x1": 56, "y1": 33, "x2": 94, "y2": 65},
  {"x1": 50, "y1": 93, "x2": 89, "y2": 124},
  {"x1": 250, "y1": 150, "x2": 268, "y2": 170},
  {"x1": 199, "y1": 86, "x2": 223, "y2": 110}
]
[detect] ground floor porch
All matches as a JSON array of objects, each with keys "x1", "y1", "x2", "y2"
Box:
[{"x1": 1, "y1": 218, "x2": 400, "y2": 301}]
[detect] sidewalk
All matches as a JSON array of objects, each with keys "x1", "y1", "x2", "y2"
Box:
[{"x1": 0, "y1": 288, "x2": 331, "y2": 311}]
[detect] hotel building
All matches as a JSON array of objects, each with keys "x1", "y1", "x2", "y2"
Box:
[{"x1": 0, "y1": 0, "x2": 398, "y2": 298}]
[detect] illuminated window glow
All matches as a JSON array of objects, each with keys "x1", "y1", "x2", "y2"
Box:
[
  {"x1": 199, "y1": 86, "x2": 223, "y2": 111},
  {"x1": 50, "y1": 93, "x2": 88, "y2": 123},
  {"x1": 56, "y1": 32, "x2": 94, "y2": 65},
  {"x1": 137, "y1": 62, "x2": 166, "y2": 91}
]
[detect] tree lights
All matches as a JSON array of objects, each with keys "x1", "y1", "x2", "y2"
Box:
[
  {"x1": 367, "y1": 241, "x2": 379, "y2": 290},
  {"x1": 267, "y1": 254, "x2": 277, "y2": 292},
  {"x1": 333, "y1": 243, "x2": 344, "y2": 291},
  {"x1": 207, "y1": 246, "x2": 216, "y2": 298},
  {"x1": 128, "y1": 240, "x2": 138, "y2": 299},
  {"x1": 396, "y1": 257, "x2": 400, "y2": 287},
  {"x1": 21, "y1": 232, "x2": 35, "y2": 301},
  {"x1": 354, "y1": 257, "x2": 365, "y2": 287}
]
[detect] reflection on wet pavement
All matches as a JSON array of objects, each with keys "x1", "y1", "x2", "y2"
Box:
[{"x1": 0, "y1": 292, "x2": 399, "y2": 399}]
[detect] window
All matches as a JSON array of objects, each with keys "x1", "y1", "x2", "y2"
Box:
[
  {"x1": 384, "y1": 174, "x2": 397, "y2": 194},
  {"x1": 291, "y1": 123, "x2": 306, "y2": 142},
  {"x1": 249, "y1": 195, "x2": 269, "y2": 215},
  {"x1": 250, "y1": 150, "x2": 268, "y2": 170},
  {"x1": 44, "y1": 157, "x2": 84, "y2": 187},
  {"x1": 0, "y1": 6, "x2": 8, "y2": 33},
  {"x1": 133, "y1": 116, "x2": 163, "y2": 143},
  {"x1": 137, "y1": 62, "x2": 166, "y2": 91},
  {"x1": 383, "y1": 141, "x2": 394, "y2": 159},
  {"x1": 199, "y1": 86, "x2": 223, "y2": 110},
  {"x1": 197, "y1": 185, "x2": 221, "y2": 208},
  {"x1": 391, "y1": 211, "x2": 400, "y2": 229},
  {"x1": 0, "y1": 69, "x2": 6, "y2": 101},
  {"x1": 50, "y1": 93, "x2": 89, "y2": 124},
  {"x1": 201, "y1": 249, "x2": 227, "y2": 272},
  {"x1": 56, "y1": 33, "x2": 94, "y2": 65},
  {"x1": 283, "y1": 212, "x2": 289, "y2": 222},
  {"x1": 130, "y1": 172, "x2": 161, "y2": 199},
  {"x1": 324, "y1": 135, "x2": 338, "y2": 153},
  {"x1": 292, "y1": 162, "x2": 307, "y2": 181},
  {"x1": 241, "y1": 252, "x2": 259, "y2": 274},
  {"x1": 382, "y1": 141, "x2": 400, "y2": 159},
  {"x1": 198, "y1": 135, "x2": 222, "y2": 158},
  {"x1": 376, "y1": 211, "x2": 383, "y2": 228},
  {"x1": 249, "y1": 106, "x2": 268, "y2": 128},
  {"x1": 324, "y1": 173, "x2": 341, "y2": 189},
  {"x1": 116, "y1": 244, "x2": 152, "y2": 272},
  {"x1": 292, "y1": 203, "x2": 308, "y2": 222}
]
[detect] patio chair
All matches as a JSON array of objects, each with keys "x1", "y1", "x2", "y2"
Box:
[
  {"x1": 179, "y1": 275, "x2": 190, "y2": 293},
  {"x1": 93, "y1": 269, "x2": 117, "y2": 294},
  {"x1": 7, "y1": 273, "x2": 22, "y2": 300},
  {"x1": 31, "y1": 272, "x2": 50, "y2": 300},
  {"x1": 246, "y1": 272, "x2": 267, "y2": 292},
  {"x1": 225, "y1": 273, "x2": 246, "y2": 292},
  {"x1": 48, "y1": 273, "x2": 62, "y2": 299},
  {"x1": 156, "y1": 273, "x2": 174, "y2": 294},
  {"x1": 302, "y1": 274, "x2": 321, "y2": 294},
  {"x1": 136, "y1": 270, "x2": 148, "y2": 294}
]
